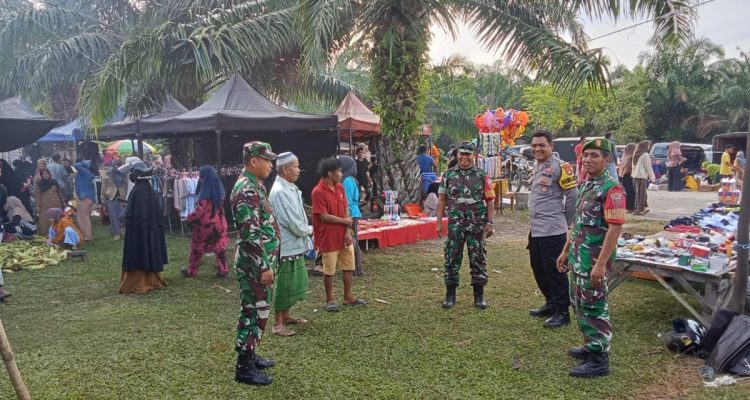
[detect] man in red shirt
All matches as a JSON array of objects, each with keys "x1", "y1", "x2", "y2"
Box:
[{"x1": 312, "y1": 157, "x2": 367, "y2": 312}]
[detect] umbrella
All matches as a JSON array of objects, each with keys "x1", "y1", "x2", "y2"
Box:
[{"x1": 106, "y1": 140, "x2": 156, "y2": 155}]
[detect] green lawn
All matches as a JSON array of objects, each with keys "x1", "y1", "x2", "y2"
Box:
[{"x1": 0, "y1": 213, "x2": 748, "y2": 399}]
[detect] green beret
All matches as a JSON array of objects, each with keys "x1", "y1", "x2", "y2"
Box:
[{"x1": 582, "y1": 138, "x2": 613, "y2": 153}]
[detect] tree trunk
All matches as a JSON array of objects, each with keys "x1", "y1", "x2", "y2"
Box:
[
  {"x1": 380, "y1": 134, "x2": 421, "y2": 203},
  {"x1": 728, "y1": 126, "x2": 750, "y2": 313},
  {"x1": 169, "y1": 138, "x2": 194, "y2": 169},
  {"x1": 369, "y1": 5, "x2": 429, "y2": 204}
]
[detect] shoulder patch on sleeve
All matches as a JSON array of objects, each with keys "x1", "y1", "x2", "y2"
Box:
[{"x1": 559, "y1": 162, "x2": 577, "y2": 190}]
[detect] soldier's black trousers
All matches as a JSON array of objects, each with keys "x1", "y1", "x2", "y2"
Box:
[{"x1": 528, "y1": 233, "x2": 570, "y2": 310}]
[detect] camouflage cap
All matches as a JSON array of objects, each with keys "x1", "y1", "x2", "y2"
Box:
[
  {"x1": 243, "y1": 141, "x2": 278, "y2": 160},
  {"x1": 457, "y1": 141, "x2": 475, "y2": 154},
  {"x1": 582, "y1": 138, "x2": 613, "y2": 153}
]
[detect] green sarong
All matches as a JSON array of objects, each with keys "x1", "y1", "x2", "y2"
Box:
[{"x1": 273, "y1": 255, "x2": 308, "y2": 312}]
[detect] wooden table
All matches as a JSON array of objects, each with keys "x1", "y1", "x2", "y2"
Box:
[{"x1": 610, "y1": 257, "x2": 734, "y2": 326}]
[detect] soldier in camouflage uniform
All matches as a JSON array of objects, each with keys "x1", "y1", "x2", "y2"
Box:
[
  {"x1": 231, "y1": 141, "x2": 280, "y2": 386},
  {"x1": 557, "y1": 138, "x2": 625, "y2": 378},
  {"x1": 436, "y1": 141, "x2": 496, "y2": 310}
]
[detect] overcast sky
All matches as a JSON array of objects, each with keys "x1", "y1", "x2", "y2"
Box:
[{"x1": 429, "y1": 0, "x2": 750, "y2": 68}]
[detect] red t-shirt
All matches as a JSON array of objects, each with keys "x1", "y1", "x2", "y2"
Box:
[{"x1": 312, "y1": 179, "x2": 349, "y2": 252}]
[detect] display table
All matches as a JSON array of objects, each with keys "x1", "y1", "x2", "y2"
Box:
[
  {"x1": 611, "y1": 257, "x2": 734, "y2": 326},
  {"x1": 358, "y1": 218, "x2": 448, "y2": 249}
]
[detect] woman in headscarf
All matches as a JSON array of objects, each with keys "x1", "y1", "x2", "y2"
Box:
[
  {"x1": 180, "y1": 165, "x2": 228, "y2": 278},
  {"x1": 12, "y1": 159, "x2": 35, "y2": 215},
  {"x1": 340, "y1": 155, "x2": 364, "y2": 276},
  {"x1": 423, "y1": 182, "x2": 440, "y2": 217},
  {"x1": 734, "y1": 151, "x2": 745, "y2": 190},
  {"x1": 0, "y1": 159, "x2": 23, "y2": 199},
  {"x1": 3, "y1": 196, "x2": 37, "y2": 238},
  {"x1": 34, "y1": 167, "x2": 65, "y2": 236},
  {"x1": 632, "y1": 140, "x2": 655, "y2": 215},
  {"x1": 34, "y1": 158, "x2": 48, "y2": 183},
  {"x1": 46, "y1": 208, "x2": 82, "y2": 250},
  {"x1": 101, "y1": 159, "x2": 129, "y2": 240},
  {"x1": 666, "y1": 141, "x2": 687, "y2": 192},
  {"x1": 119, "y1": 161, "x2": 168, "y2": 294},
  {"x1": 73, "y1": 160, "x2": 96, "y2": 241},
  {"x1": 618, "y1": 143, "x2": 637, "y2": 212}
]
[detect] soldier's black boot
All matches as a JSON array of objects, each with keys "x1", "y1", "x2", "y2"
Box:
[
  {"x1": 473, "y1": 285, "x2": 487, "y2": 309},
  {"x1": 442, "y1": 285, "x2": 457, "y2": 309},
  {"x1": 568, "y1": 346, "x2": 591, "y2": 361},
  {"x1": 529, "y1": 304, "x2": 555, "y2": 318},
  {"x1": 543, "y1": 309, "x2": 570, "y2": 329},
  {"x1": 569, "y1": 352, "x2": 610, "y2": 378},
  {"x1": 235, "y1": 353, "x2": 273, "y2": 386},
  {"x1": 253, "y1": 353, "x2": 275, "y2": 369}
]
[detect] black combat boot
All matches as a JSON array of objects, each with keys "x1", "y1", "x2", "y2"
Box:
[
  {"x1": 568, "y1": 346, "x2": 591, "y2": 361},
  {"x1": 543, "y1": 309, "x2": 570, "y2": 329},
  {"x1": 529, "y1": 304, "x2": 555, "y2": 318},
  {"x1": 235, "y1": 353, "x2": 273, "y2": 386},
  {"x1": 473, "y1": 285, "x2": 487, "y2": 309},
  {"x1": 441, "y1": 285, "x2": 457, "y2": 309},
  {"x1": 253, "y1": 353, "x2": 275, "y2": 369},
  {"x1": 0, "y1": 289, "x2": 11, "y2": 301},
  {"x1": 569, "y1": 352, "x2": 610, "y2": 378}
]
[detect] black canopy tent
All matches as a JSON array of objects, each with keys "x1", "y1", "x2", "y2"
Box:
[
  {"x1": 134, "y1": 75, "x2": 339, "y2": 200},
  {"x1": 98, "y1": 96, "x2": 189, "y2": 158},
  {"x1": 0, "y1": 97, "x2": 61, "y2": 152}
]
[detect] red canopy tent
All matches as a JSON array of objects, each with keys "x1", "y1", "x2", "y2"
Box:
[{"x1": 335, "y1": 91, "x2": 380, "y2": 155}]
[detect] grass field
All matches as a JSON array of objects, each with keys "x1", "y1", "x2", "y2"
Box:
[{"x1": 0, "y1": 213, "x2": 748, "y2": 399}]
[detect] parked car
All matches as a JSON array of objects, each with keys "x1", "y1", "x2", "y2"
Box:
[
  {"x1": 552, "y1": 137, "x2": 603, "y2": 164},
  {"x1": 650, "y1": 142, "x2": 709, "y2": 173}
]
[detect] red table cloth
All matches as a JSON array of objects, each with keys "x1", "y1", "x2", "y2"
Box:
[{"x1": 358, "y1": 218, "x2": 448, "y2": 249}]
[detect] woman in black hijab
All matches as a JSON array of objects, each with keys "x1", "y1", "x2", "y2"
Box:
[
  {"x1": 118, "y1": 161, "x2": 169, "y2": 294},
  {"x1": 0, "y1": 159, "x2": 22, "y2": 197}
]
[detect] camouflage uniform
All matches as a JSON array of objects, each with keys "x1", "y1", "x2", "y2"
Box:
[
  {"x1": 231, "y1": 143, "x2": 280, "y2": 357},
  {"x1": 439, "y1": 165, "x2": 495, "y2": 287},
  {"x1": 567, "y1": 169, "x2": 625, "y2": 353}
]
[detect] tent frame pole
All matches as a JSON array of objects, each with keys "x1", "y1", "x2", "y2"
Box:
[
  {"x1": 216, "y1": 130, "x2": 223, "y2": 166},
  {"x1": 349, "y1": 129, "x2": 354, "y2": 157}
]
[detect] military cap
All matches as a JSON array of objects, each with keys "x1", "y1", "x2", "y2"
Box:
[
  {"x1": 243, "y1": 141, "x2": 278, "y2": 160},
  {"x1": 582, "y1": 138, "x2": 613, "y2": 153},
  {"x1": 457, "y1": 141, "x2": 476, "y2": 154}
]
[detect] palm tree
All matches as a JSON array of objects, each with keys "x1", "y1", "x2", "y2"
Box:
[
  {"x1": 298, "y1": 0, "x2": 696, "y2": 201},
  {"x1": 639, "y1": 38, "x2": 725, "y2": 141},
  {"x1": 715, "y1": 51, "x2": 750, "y2": 312},
  {"x1": 0, "y1": 0, "x2": 139, "y2": 119}
]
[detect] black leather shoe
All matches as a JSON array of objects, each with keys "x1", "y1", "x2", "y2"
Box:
[
  {"x1": 442, "y1": 285, "x2": 457, "y2": 309},
  {"x1": 530, "y1": 304, "x2": 556, "y2": 318},
  {"x1": 473, "y1": 285, "x2": 487, "y2": 309},
  {"x1": 568, "y1": 347, "x2": 590, "y2": 360},
  {"x1": 236, "y1": 354, "x2": 273, "y2": 385},
  {"x1": 253, "y1": 354, "x2": 275, "y2": 369},
  {"x1": 569, "y1": 352, "x2": 610, "y2": 378},
  {"x1": 543, "y1": 311, "x2": 570, "y2": 329},
  {"x1": 0, "y1": 289, "x2": 11, "y2": 302}
]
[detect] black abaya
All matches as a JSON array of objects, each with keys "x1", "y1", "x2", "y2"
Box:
[{"x1": 122, "y1": 178, "x2": 168, "y2": 272}]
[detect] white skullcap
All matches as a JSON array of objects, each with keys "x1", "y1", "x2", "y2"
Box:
[
  {"x1": 276, "y1": 152, "x2": 298, "y2": 167},
  {"x1": 118, "y1": 156, "x2": 143, "y2": 174}
]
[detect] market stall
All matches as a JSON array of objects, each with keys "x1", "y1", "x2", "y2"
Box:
[
  {"x1": 0, "y1": 97, "x2": 60, "y2": 151},
  {"x1": 335, "y1": 91, "x2": 380, "y2": 156},
  {"x1": 614, "y1": 201, "x2": 742, "y2": 324},
  {"x1": 133, "y1": 75, "x2": 339, "y2": 201},
  {"x1": 358, "y1": 218, "x2": 448, "y2": 250}
]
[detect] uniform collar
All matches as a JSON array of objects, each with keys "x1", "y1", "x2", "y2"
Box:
[{"x1": 242, "y1": 170, "x2": 260, "y2": 184}]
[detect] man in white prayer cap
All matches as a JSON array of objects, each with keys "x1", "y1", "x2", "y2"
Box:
[{"x1": 268, "y1": 152, "x2": 313, "y2": 337}]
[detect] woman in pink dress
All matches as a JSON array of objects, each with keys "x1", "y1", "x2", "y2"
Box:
[{"x1": 180, "y1": 166, "x2": 229, "y2": 278}]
